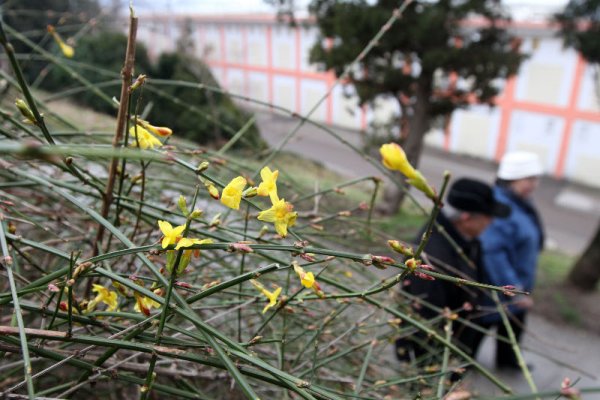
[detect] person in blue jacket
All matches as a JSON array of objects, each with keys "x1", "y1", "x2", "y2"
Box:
[{"x1": 480, "y1": 151, "x2": 544, "y2": 370}]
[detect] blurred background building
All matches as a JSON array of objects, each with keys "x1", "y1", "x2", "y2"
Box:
[{"x1": 133, "y1": 1, "x2": 600, "y2": 188}]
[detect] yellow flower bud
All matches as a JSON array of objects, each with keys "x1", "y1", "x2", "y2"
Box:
[
  {"x1": 379, "y1": 143, "x2": 417, "y2": 179},
  {"x1": 130, "y1": 74, "x2": 147, "y2": 91},
  {"x1": 380, "y1": 143, "x2": 437, "y2": 200},
  {"x1": 210, "y1": 213, "x2": 221, "y2": 227},
  {"x1": 387, "y1": 240, "x2": 414, "y2": 257},
  {"x1": 242, "y1": 186, "x2": 258, "y2": 198},
  {"x1": 47, "y1": 25, "x2": 74, "y2": 58},
  {"x1": 15, "y1": 99, "x2": 36, "y2": 125},
  {"x1": 178, "y1": 195, "x2": 189, "y2": 216},
  {"x1": 189, "y1": 209, "x2": 203, "y2": 219},
  {"x1": 203, "y1": 181, "x2": 220, "y2": 200},
  {"x1": 197, "y1": 161, "x2": 210, "y2": 172}
]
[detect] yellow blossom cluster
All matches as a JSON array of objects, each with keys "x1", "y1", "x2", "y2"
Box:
[
  {"x1": 192, "y1": 166, "x2": 325, "y2": 313},
  {"x1": 216, "y1": 166, "x2": 297, "y2": 238}
]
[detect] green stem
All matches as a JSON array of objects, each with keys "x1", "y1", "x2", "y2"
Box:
[
  {"x1": 238, "y1": 204, "x2": 251, "y2": 343},
  {"x1": 216, "y1": 115, "x2": 257, "y2": 156},
  {"x1": 413, "y1": 170, "x2": 451, "y2": 260},
  {"x1": 140, "y1": 186, "x2": 202, "y2": 398},
  {"x1": 0, "y1": 217, "x2": 35, "y2": 399},
  {"x1": 354, "y1": 339, "x2": 376, "y2": 395},
  {"x1": 0, "y1": 17, "x2": 54, "y2": 145},
  {"x1": 493, "y1": 291, "x2": 538, "y2": 396},
  {"x1": 66, "y1": 253, "x2": 75, "y2": 337},
  {"x1": 366, "y1": 178, "x2": 380, "y2": 240}
]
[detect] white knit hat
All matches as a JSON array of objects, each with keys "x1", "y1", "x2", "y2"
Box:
[{"x1": 497, "y1": 151, "x2": 543, "y2": 180}]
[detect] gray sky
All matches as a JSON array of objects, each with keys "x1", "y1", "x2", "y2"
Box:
[{"x1": 126, "y1": 0, "x2": 569, "y2": 19}]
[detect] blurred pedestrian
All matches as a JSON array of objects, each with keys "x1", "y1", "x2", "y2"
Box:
[
  {"x1": 479, "y1": 151, "x2": 544, "y2": 370},
  {"x1": 396, "y1": 177, "x2": 510, "y2": 363}
]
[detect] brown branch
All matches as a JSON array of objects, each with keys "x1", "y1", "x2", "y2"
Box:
[
  {"x1": 0, "y1": 326, "x2": 68, "y2": 339},
  {"x1": 94, "y1": 10, "x2": 138, "y2": 256}
]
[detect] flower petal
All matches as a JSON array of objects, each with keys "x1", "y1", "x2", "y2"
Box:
[
  {"x1": 257, "y1": 207, "x2": 277, "y2": 223},
  {"x1": 171, "y1": 224, "x2": 186, "y2": 237},
  {"x1": 274, "y1": 219, "x2": 288, "y2": 237},
  {"x1": 158, "y1": 220, "x2": 173, "y2": 236}
]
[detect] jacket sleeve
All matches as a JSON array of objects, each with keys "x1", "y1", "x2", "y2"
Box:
[{"x1": 481, "y1": 220, "x2": 524, "y2": 289}]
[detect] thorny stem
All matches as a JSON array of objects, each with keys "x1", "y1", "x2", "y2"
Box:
[{"x1": 95, "y1": 9, "x2": 138, "y2": 256}]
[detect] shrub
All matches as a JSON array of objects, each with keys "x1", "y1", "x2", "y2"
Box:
[
  {"x1": 42, "y1": 31, "x2": 153, "y2": 114},
  {"x1": 40, "y1": 31, "x2": 263, "y2": 149},
  {"x1": 149, "y1": 52, "x2": 263, "y2": 148}
]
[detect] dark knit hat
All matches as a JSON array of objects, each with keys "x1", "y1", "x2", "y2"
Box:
[{"x1": 447, "y1": 178, "x2": 510, "y2": 218}]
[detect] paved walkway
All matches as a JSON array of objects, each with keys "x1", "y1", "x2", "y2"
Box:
[
  {"x1": 468, "y1": 313, "x2": 600, "y2": 398},
  {"x1": 255, "y1": 111, "x2": 600, "y2": 255}
]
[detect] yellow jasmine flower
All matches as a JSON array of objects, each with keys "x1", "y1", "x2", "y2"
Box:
[
  {"x1": 175, "y1": 238, "x2": 214, "y2": 250},
  {"x1": 250, "y1": 279, "x2": 282, "y2": 314},
  {"x1": 134, "y1": 293, "x2": 161, "y2": 316},
  {"x1": 158, "y1": 220, "x2": 186, "y2": 248},
  {"x1": 137, "y1": 119, "x2": 173, "y2": 138},
  {"x1": 87, "y1": 284, "x2": 118, "y2": 312},
  {"x1": 167, "y1": 238, "x2": 214, "y2": 273},
  {"x1": 221, "y1": 176, "x2": 247, "y2": 210},
  {"x1": 293, "y1": 264, "x2": 315, "y2": 289},
  {"x1": 380, "y1": 142, "x2": 436, "y2": 200},
  {"x1": 47, "y1": 25, "x2": 74, "y2": 58},
  {"x1": 257, "y1": 166, "x2": 279, "y2": 203},
  {"x1": 379, "y1": 143, "x2": 417, "y2": 179},
  {"x1": 130, "y1": 126, "x2": 162, "y2": 149},
  {"x1": 257, "y1": 198, "x2": 297, "y2": 238}
]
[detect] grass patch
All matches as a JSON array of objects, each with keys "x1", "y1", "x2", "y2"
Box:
[
  {"x1": 372, "y1": 203, "x2": 429, "y2": 242},
  {"x1": 552, "y1": 292, "x2": 583, "y2": 325},
  {"x1": 537, "y1": 249, "x2": 575, "y2": 286}
]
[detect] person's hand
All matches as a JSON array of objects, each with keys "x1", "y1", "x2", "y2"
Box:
[{"x1": 514, "y1": 295, "x2": 534, "y2": 310}]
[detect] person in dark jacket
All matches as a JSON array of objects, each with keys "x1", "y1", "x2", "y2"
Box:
[
  {"x1": 479, "y1": 151, "x2": 544, "y2": 369},
  {"x1": 396, "y1": 178, "x2": 510, "y2": 363}
]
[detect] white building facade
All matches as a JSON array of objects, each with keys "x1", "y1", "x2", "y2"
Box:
[{"x1": 137, "y1": 14, "x2": 600, "y2": 188}]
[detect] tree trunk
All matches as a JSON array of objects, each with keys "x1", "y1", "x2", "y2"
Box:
[
  {"x1": 380, "y1": 85, "x2": 431, "y2": 215},
  {"x1": 567, "y1": 223, "x2": 600, "y2": 291}
]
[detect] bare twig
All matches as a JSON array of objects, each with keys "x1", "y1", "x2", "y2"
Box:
[{"x1": 94, "y1": 7, "x2": 139, "y2": 255}]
